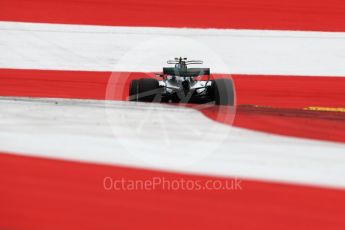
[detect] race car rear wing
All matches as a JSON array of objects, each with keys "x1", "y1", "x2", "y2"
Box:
[
  {"x1": 163, "y1": 67, "x2": 210, "y2": 77},
  {"x1": 167, "y1": 59, "x2": 203, "y2": 65}
]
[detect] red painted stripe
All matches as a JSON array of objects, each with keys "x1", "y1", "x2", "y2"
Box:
[
  {"x1": 228, "y1": 75, "x2": 345, "y2": 142},
  {"x1": 1, "y1": 69, "x2": 344, "y2": 108},
  {"x1": 1, "y1": 68, "x2": 345, "y2": 142},
  {"x1": 1, "y1": 0, "x2": 345, "y2": 31},
  {"x1": 0, "y1": 152, "x2": 344, "y2": 230}
]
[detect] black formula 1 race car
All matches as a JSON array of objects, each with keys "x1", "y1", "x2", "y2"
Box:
[{"x1": 128, "y1": 57, "x2": 234, "y2": 105}]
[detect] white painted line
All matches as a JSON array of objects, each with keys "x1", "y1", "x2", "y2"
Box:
[
  {"x1": 0, "y1": 97, "x2": 344, "y2": 188},
  {"x1": 1, "y1": 21, "x2": 345, "y2": 76}
]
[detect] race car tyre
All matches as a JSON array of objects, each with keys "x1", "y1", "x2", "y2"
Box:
[
  {"x1": 138, "y1": 78, "x2": 161, "y2": 102},
  {"x1": 213, "y1": 78, "x2": 234, "y2": 106},
  {"x1": 128, "y1": 79, "x2": 139, "y2": 101}
]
